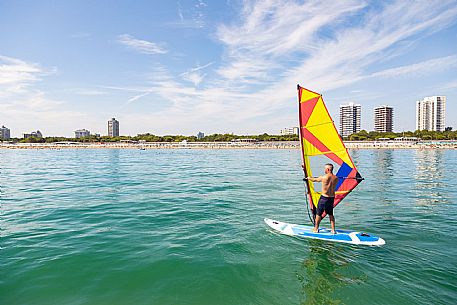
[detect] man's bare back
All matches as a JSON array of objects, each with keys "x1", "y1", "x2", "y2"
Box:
[{"x1": 320, "y1": 173, "x2": 338, "y2": 197}]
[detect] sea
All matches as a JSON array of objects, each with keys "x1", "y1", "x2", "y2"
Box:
[{"x1": 1, "y1": 148, "x2": 456, "y2": 305}]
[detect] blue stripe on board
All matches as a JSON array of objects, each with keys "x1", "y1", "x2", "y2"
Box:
[
  {"x1": 292, "y1": 225, "x2": 353, "y2": 234},
  {"x1": 291, "y1": 227, "x2": 352, "y2": 241}
]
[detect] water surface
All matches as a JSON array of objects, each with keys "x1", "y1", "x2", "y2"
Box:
[{"x1": 1, "y1": 149, "x2": 456, "y2": 304}]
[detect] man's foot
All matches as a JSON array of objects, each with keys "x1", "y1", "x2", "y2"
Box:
[
  {"x1": 331, "y1": 230, "x2": 337, "y2": 234},
  {"x1": 312, "y1": 228, "x2": 319, "y2": 233}
]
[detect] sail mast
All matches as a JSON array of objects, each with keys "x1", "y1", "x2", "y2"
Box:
[{"x1": 297, "y1": 84, "x2": 316, "y2": 224}]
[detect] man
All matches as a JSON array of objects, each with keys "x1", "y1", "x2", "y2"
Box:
[{"x1": 306, "y1": 163, "x2": 339, "y2": 234}]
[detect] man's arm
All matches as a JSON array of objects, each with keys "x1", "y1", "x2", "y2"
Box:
[{"x1": 307, "y1": 175, "x2": 324, "y2": 182}]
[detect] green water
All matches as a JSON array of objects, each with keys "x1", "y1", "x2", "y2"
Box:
[{"x1": 1, "y1": 149, "x2": 456, "y2": 305}]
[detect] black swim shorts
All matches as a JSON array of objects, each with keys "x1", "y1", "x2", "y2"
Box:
[{"x1": 316, "y1": 196, "x2": 335, "y2": 216}]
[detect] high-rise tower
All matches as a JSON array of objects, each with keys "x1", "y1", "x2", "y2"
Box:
[
  {"x1": 416, "y1": 96, "x2": 446, "y2": 131},
  {"x1": 0, "y1": 125, "x2": 11, "y2": 140},
  {"x1": 108, "y1": 118, "x2": 120, "y2": 137},
  {"x1": 374, "y1": 105, "x2": 393, "y2": 133},
  {"x1": 339, "y1": 103, "x2": 361, "y2": 137}
]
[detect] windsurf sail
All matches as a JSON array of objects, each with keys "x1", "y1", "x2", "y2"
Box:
[{"x1": 297, "y1": 85, "x2": 363, "y2": 224}]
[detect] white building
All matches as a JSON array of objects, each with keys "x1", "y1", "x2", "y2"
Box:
[
  {"x1": 75, "y1": 129, "x2": 90, "y2": 138},
  {"x1": 197, "y1": 132, "x2": 204, "y2": 140},
  {"x1": 280, "y1": 127, "x2": 299, "y2": 135},
  {"x1": 23, "y1": 130, "x2": 43, "y2": 139},
  {"x1": 416, "y1": 96, "x2": 446, "y2": 131},
  {"x1": 374, "y1": 106, "x2": 393, "y2": 133},
  {"x1": 339, "y1": 103, "x2": 361, "y2": 137},
  {"x1": 108, "y1": 118, "x2": 119, "y2": 137},
  {"x1": 0, "y1": 125, "x2": 10, "y2": 140}
]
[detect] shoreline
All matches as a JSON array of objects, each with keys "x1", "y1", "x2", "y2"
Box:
[{"x1": 1, "y1": 141, "x2": 456, "y2": 150}]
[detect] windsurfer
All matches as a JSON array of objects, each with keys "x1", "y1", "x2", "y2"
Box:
[{"x1": 306, "y1": 163, "x2": 339, "y2": 234}]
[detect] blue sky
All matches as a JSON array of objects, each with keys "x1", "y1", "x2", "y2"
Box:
[{"x1": 1, "y1": 0, "x2": 456, "y2": 137}]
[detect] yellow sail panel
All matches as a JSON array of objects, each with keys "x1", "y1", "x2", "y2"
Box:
[
  {"x1": 305, "y1": 96, "x2": 331, "y2": 127},
  {"x1": 307, "y1": 124, "x2": 354, "y2": 166},
  {"x1": 303, "y1": 156, "x2": 320, "y2": 207},
  {"x1": 299, "y1": 88, "x2": 320, "y2": 102},
  {"x1": 310, "y1": 191, "x2": 321, "y2": 208},
  {"x1": 305, "y1": 97, "x2": 353, "y2": 164},
  {"x1": 302, "y1": 138, "x2": 323, "y2": 156},
  {"x1": 302, "y1": 156, "x2": 313, "y2": 186}
]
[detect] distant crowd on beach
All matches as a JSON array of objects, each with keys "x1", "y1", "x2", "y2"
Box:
[
  {"x1": 344, "y1": 140, "x2": 457, "y2": 149},
  {"x1": 1, "y1": 140, "x2": 456, "y2": 150}
]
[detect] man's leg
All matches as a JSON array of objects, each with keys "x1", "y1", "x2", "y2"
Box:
[
  {"x1": 329, "y1": 215, "x2": 336, "y2": 234},
  {"x1": 313, "y1": 215, "x2": 322, "y2": 232}
]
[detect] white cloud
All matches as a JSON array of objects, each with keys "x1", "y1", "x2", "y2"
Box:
[
  {"x1": 219, "y1": 1, "x2": 456, "y2": 85},
  {"x1": 105, "y1": 1, "x2": 457, "y2": 134},
  {"x1": 181, "y1": 72, "x2": 204, "y2": 87},
  {"x1": 371, "y1": 55, "x2": 457, "y2": 78},
  {"x1": 215, "y1": 1, "x2": 366, "y2": 83},
  {"x1": 117, "y1": 34, "x2": 167, "y2": 54},
  {"x1": 2, "y1": 1, "x2": 457, "y2": 136},
  {"x1": 442, "y1": 79, "x2": 457, "y2": 89},
  {"x1": 170, "y1": 0, "x2": 207, "y2": 29},
  {"x1": 0, "y1": 91, "x2": 87, "y2": 137},
  {"x1": 193, "y1": 0, "x2": 207, "y2": 28},
  {"x1": 0, "y1": 55, "x2": 86, "y2": 137},
  {"x1": 180, "y1": 62, "x2": 213, "y2": 86},
  {"x1": 0, "y1": 55, "x2": 43, "y2": 90},
  {"x1": 127, "y1": 91, "x2": 153, "y2": 103},
  {"x1": 280, "y1": 1, "x2": 457, "y2": 88},
  {"x1": 71, "y1": 88, "x2": 109, "y2": 96},
  {"x1": 177, "y1": 2, "x2": 184, "y2": 23},
  {"x1": 0, "y1": 92, "x2": 63, "y2": 112}
]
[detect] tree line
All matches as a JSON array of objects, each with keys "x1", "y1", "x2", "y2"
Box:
[
  {"x1": 8, "y1": 133, "x2": 300, "y2": 143},
  {"x1": 346, "y1": 129, "x2": 456, "y2": 141},
  {"x1": 5, "y1": 129, "x2": 457, "y2": 143}
]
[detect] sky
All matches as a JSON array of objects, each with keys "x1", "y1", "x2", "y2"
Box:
[{"x1": 0, "y1": 0, "x2": 456, "y2": 137}]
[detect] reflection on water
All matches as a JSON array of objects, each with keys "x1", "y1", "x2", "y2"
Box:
[
  {"x1": 107, "y1": 149, "x2": 121, "y2": 198},
  {"x1": 414, "y1": 149, "x2": 444, "y2": 180},
  {"x1": 374, "y1": 150, "x2": 394, "y2": 175},
  {"x1": 373, "y1": 150, "x2": 394, "y2": 193},
  {"x1": 0, "y1": 159, "x2": 3, "y2": 199},
  {"x1": 413, "y1": 150, "x2": 447, "y2": 206},
  {"x1": 297, "y1": 243, "x2": 366, "y2": 305},
  {"x1": 348, "y1": 149, "x2": 360, "y2": 168},
  {"x1": 108, "y1": 149, "x2": 120, "y2": 174}
]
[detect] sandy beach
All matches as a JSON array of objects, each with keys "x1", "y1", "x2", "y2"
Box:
[
  {"x1": 1, "y1": 140, "x2": 456, "y2": 149},
  {"x1": 0, "y1": 141, "x2": 299, "y2": 150}
]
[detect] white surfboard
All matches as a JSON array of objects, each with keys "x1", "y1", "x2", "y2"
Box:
[{"x1": 265, "y1": 218, "x2": 385, "y2": 246}]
